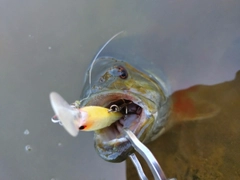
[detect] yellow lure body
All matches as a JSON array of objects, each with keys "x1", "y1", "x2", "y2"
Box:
[
  {"x1": 50, "y1": 92, "x2": 123, "y2": 136},
  {"x1": 79, "y1": 106, "x2": 123, "y2": 131}
]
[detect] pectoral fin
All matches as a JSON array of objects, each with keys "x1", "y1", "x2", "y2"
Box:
[{"x1": 170, "y1": 86, "x2": 220, "y2": 124}]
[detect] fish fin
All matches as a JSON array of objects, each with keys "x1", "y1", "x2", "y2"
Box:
[
  {"x1": 170, "y1": 87, "x2": 220, "y2": 123},
  {"x1": 49, "y1": 92, "x2": 79, "y2": 137},
  {"x1": 179, "y1": 100, "x2": 220, "y2": 121}
]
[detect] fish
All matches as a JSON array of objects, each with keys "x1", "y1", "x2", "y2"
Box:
[{"x1": 50, "y1": 32, "x2": 219, "y2": 163}]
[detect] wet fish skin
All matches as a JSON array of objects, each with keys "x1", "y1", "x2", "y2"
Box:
[{"x1": 78, "y1": 56, "x2": 171, "y2": 162}]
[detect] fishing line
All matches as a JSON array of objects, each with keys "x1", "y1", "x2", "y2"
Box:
[
  {"x1": 79, "y1": 31, "x2": 125, "y2": 104},
  {"x1": 88, "y1": 31, "x2": 125, "y2": 86}
]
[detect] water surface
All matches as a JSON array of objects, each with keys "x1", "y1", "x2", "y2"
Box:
[{"x1": 0, "y1": 0, "x2": 240, "y2": 180}]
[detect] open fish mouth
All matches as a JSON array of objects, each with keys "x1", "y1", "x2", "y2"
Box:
[{"x1": 84, "y1": 91, "x2": 153, "y2": 162}]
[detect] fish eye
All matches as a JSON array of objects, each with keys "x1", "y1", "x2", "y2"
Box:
[{"x1": 117, "y1": 66, "x2": 128, "y2": 79}]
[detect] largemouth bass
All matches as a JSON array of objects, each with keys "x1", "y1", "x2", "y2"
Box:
[
  {"x1": 80, "y1": 58, "x2": 219, "y2": 163},
  {"x1": 50, "y1": 33, "x2": 218, "y2": 163},
  {"x1": 79, "y1": 56, "x2": 172, "y2": 162}
]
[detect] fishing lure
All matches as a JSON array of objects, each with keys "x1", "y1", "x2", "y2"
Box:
[{"x1": 49, "y1": 92, "x2": 123, "y2": 136}]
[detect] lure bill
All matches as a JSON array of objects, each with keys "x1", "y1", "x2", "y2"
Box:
[{"x1": 49, "y1": 92, "x2": 123, "y2": 136}]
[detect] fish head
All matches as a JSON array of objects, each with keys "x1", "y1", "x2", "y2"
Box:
[{"x1": 80, "y1": 56, "x2": 170, "y2": 162}]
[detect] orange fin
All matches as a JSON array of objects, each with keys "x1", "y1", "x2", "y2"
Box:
[{"x1": 170, "y1": 86, "x2": 220, "y2": 123}]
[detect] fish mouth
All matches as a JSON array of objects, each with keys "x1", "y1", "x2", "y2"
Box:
[{"x1": 84, "y1": 91, "x2": 153, "y2": 162}]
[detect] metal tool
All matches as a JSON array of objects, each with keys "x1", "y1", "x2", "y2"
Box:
[{"x1": 124, "y1": 129, "x2": 176, "y2": 180}]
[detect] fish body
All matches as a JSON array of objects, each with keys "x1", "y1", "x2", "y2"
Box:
[
  {"x1": 79, "y1": 57, "x2": 171, "y2": 162},
  {"x1": 78, "y1": 55, "x2": 218, "y2": 162}
]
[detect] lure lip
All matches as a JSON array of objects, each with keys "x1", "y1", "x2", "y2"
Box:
[{"x1": 49, "y1": 92, "x2": 80, "y2": 137}]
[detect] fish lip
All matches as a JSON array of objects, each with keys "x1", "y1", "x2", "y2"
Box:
[{"x1": 82, "y1": 90, "x2": 151, "y2": 162}]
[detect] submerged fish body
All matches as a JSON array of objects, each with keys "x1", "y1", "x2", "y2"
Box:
[{"x1": 78, "y1": 55, "x2": 219, "y2": 162}]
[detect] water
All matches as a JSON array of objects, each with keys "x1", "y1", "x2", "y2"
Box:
[{"x1": 0, "y1": 0, "x2": 239, "y2": 180}]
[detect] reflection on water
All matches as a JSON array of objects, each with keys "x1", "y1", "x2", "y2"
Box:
[{"x1": 127, "y1": 71, "x2": 240, "y2": 180}]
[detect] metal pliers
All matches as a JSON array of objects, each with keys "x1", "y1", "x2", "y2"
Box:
[{"x1": 124, "y1": 129, "x2": 176, "y2": 180}]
